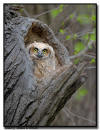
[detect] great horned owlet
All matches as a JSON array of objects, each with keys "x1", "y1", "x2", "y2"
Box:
[{"x1": 28, "y1": 41, "x2": 56, "y2": 79}]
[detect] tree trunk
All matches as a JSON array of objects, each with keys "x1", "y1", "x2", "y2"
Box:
[{"x1": 4, "y1": 5, "x2": 86, "y2": 127}]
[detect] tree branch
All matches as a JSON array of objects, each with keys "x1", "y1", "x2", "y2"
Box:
[
  {"x1": 34, "y1": 6, "x2": 59, "y2": 18},
  {"x1": 64, "y1": 108, "x2": 96, "y2": 125},
  {"x1": 70, "y1": 40, "x2": 94, "y2": 59}
]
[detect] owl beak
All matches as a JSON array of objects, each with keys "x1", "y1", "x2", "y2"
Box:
[{"x1": 37, "y1": 51, "x2": 43, "y2": 58}]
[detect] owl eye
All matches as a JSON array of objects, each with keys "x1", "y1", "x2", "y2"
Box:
[
  {"x1": 33, "y1": 48, "x2": 38, "y2": 53},
  {"x1": 42, "y1": 49, "x2": 48, "y2": 54}
]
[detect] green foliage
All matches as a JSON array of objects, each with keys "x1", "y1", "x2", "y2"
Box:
[
  {"x1": 69, "y1": 13, "x2": 75, "y2": 19},
  {"x1": 90, "y1": 58, "x2": 96, "y2": 64},
  {"x1": 87, "y1": 5, "x2": 93, "y2": 8},
  {"x1": 59, "y1": 5, "x2": 64, "y2": 12},
  {"x1": 82, "y1": 34, "x2": 89, "y2": 40},
  {"x1": 76, "y1": 88, "x2": 88, "y2": 100},
  {"x1": 59, "y1": 29, "x2": 65, "y2": 34},
  {"x1": 66, "y1": 35, "x2": 71, "y2": 40},
  {"x1": 51, "y1": 9, "x2": 59, "y2": 18},
  {"x1": 77, "y1": 12, "x2": 96, "y2": 25},
  {"x1": 74, "y1": 58, "x2": 80, "y2": 64},
  {"x1": 73, "y1": 34, "x2": 78, "y2": 40},
  {"x1": 19, "y1": 8, "x2": 24, "y2": 13},
  {"x1": 91, "y1": 15, "x2": 96, "y2": 22},
  {"x1": 93, "y1": 28, "x2": 96, "y2": 33},
  {"x1": 77, "y1": 14, "x2": 91, "y2": 24},
  {"x1": 90, "y1": 33, "x2": 96, "y2": 41},
  {"x1": 88, "y1": 45, "x2": 93, "y2": 49},
  {"x1": 51, "y1": 4, "x2": 64, "y2": 18},
  {"x1": 74, "y1": 42, "x2": 85, "y2": 54},
  {"x1": 65, "y1": 34, "x2": 78, "y2": 40},
  {"x1": 62, "y1": 22, "x2": 64, "y2": 26}
]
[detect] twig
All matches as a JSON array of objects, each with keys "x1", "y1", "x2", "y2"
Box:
[
  {"x1": 77, "y1": 31, "x2": 94, "y2": 37},
  {"x1": 87, "y1": 52, "x2": 96, "y2": 56},
  {"x1": 70, "y1": 40, "x2": 94, "y2": 59},
  {"x1": 34, "y1": 6, "x2": 60, "y2": 18},
  {"x1": 65, "y1": 108, "x2": 96, "y2": 125},
  {"x1": 84, "y1": 54, "x2": 96, "y2": 59},
  {"x1": 86, "y1": 66, "x2": 96, "y2": 70},
  {"x1": 62, "y1": 109, "x2": 76, "y2": 125},
  {"x1": 23, "y1": 8, "x2": 30, "y2": 17}
]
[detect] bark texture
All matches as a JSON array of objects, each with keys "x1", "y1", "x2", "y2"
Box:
[{"x1": 4, "y1": 5, "x2": 86, "y2": 127}]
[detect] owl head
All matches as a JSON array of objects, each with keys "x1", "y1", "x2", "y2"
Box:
[{"x1": 27, "y1": 41, "x2": 55, "y2": 60}]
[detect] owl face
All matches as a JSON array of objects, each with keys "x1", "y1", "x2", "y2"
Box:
[{"x1": 28, "y1": 42, "x2": 54, "y2": 60}]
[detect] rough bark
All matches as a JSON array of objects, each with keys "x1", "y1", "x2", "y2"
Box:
[{"x1": 4, "y1": 5, "x2": 86, "y2": 127}]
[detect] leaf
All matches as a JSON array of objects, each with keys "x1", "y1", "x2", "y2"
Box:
[
  {"x1": 77, "y1": 14, "x2": 91, "y2": 24},
  {"x1": 74, "y1": 42, "x2": 85, "y2": 54},
  {"x1": 74, "y1": 58, "x2": 80, "y2": 64},
  {"x1": 73, "y1": 34, "x2": 78, "y2": 40},
  {"x1": 19, "y1": 8, "x2": 24, "y2": 13},
  {"x1": 69, "y1": 13, "x2": 74, "y2": 19},
  {"x1": 62, "y1": 22, "x2": 64, "y2": 26},
  {"x1": 77, "y1": 15, "x2": 82, "y2": 24},
  {"x1": 82, "y1": 34, "x2": 89, "y2": 40},
  {"x1": 90, "y1": 33, "x2": 96, "y2": 41},
  {"x1": 59, "y1": 5, "x2": 64, "y2": 12},
  {"x1": 88, "y1": 45, "x2": 93, "y2": 49},
  {"x1": 51, "y1": 9, "x2": 60, "y2": 18},
  {"x1": 66, "y1": 35, "x2": 71, "y2": 40},
  {"x1": 59, "y1": 29, "x2": 65, "y2": 34},
  {"x1": 76, "y1": 88, "x2": 88, "y2": 100},
  {"x1": 91, "y1": 15, "x2": 96, "y2": 22},
  {"x1": 90, "y1": 58, "x2": 96, "y2": 64},
  {"x1": 51, "y1": 5, "x2": 64, "y2": 18}
]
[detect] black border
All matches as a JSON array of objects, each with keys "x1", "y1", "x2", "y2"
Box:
[{"x1": 3, "y1": 3, "x2": 98, "y2": 129}]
